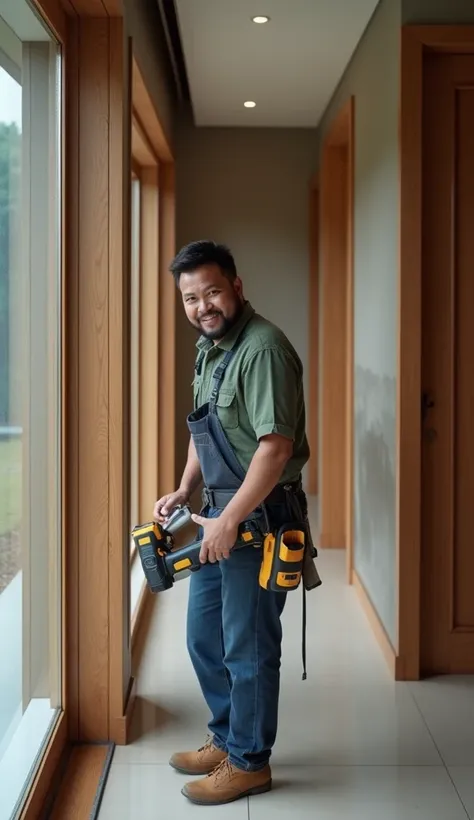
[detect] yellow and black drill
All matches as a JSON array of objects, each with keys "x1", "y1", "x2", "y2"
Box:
[{"x1": 132, "y1": 506, "x2": 263, "y2": 593}]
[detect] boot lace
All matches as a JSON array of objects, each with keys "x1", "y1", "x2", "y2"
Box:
[{"x1": 208, "y1": 757, "x2": 233, "y2": 782}]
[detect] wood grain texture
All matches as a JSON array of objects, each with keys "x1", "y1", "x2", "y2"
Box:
[
  {"x1": 397, "y1": 25, "x2": 474, "y2": 681},
  {"x1": 320, "y1": 99, "x2": 354, "y2": 552},
  {"x1": 320, "y1": 145, "x2": 347, "y2": 548},
  {"x1": 62, "y1": 0, "x2": 108, "y2": 15},
  {"x1": 132, "y1": 58, "x2": 173, "y2": 163},
  {"x1": 420, "y1": 52, "x2": 474, "y2": 675},
  {"x1": 49, "y1": 744, "x2": 110, "y2": 820},
  {"x1": 108, "y1": 17, "x2": 132, "y2": 741},
  {"x1": 66, "y1": 16, "x2": 132, "y2": 742},
  {"x1": 158, "y1": 163, "x2": 176, "y2": 496},
  {"x1": 77, "y1": 17, "x2": 110, "y2": 740},
  {"x1": 397, "y1": 27, "x2": 423, "y2": 681},
  {"x1": 307, "y1": 180, "x2": 319, "y2": 496},
  {"x1": 33, "y1": 0, "x2": 68, "y2": 41},
  {"x1": 101, "y1": 0, "x2": 122, "y2": 14},
  {"x1": 65, "y1": 13, "x2": 80, "y2": 740},
  {"x1": 132, "y1": 114, "x2": 158, "y2": 167}
]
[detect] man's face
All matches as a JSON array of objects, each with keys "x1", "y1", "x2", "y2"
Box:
[{"x1": 179, "y1": 264, "x2": 244, "y2": 341}]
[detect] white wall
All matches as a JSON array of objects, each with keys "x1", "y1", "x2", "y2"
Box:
[
  {"x1": 318, "y1": 0, "x2": 401, "y2": 646},
  {"x1": 174, "y1": 115, "x2": 317, "y2": 482}
]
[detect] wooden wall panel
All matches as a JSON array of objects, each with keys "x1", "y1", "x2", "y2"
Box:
[
  {"x1": 65, "y1": 12, "x2": 80, "y2": 742},
  {"x1": 66, "y1": 15, "x2": 132, "y2": 743},
  {"x1": 320, "y1": 145, "x2": 349, "y2": 548},
  {"x1": 108, "y1": 19, "x2": 132, "y2": 737},
  {"x1": 158, "y1": 164, "x2": 176, "y2": 497},
  {"x1": 32, "y1": 0, "x2": 68, "y2": 43},
  {"x1": 77, "y1": 16, "x2": 110, "y2": 740}
]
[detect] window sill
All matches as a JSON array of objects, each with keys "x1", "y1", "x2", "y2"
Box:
[{"x1": 0, "y1": 699, "x2": 58, "y2": 820}]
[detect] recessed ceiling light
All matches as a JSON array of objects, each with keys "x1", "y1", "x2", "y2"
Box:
[
  {"x1": 252, "y1": 15, "x2": 270, "y2": 24},
  {"x1": 244, "y1": 101, "x2": 256, "y2": 108}
]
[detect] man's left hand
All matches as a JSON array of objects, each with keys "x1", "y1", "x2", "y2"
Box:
[{"x1": 191, "y1": 513, "x2": 239, "y2": 564}]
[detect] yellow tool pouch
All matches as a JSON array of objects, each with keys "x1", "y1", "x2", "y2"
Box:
[{"x1": 259, "y1": 523, "x2": 306, "y2": 592}]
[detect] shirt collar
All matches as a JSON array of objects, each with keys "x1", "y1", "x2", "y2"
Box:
[{"x1": 196, "y1": 301, "x2": 255, "y2": 352}]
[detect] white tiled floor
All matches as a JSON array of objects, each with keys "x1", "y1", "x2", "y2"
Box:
[{"x1": 98, "y1": 502, "x2": 474, "y2": 819}]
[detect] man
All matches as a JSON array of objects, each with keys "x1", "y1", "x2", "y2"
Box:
[{"x1": 153, "y1": 240, "x2": 316, "y2": 806}]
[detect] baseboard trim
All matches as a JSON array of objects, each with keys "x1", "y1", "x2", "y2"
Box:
[
  {"x1": 351, "y1": 569, "x2": 397, "y2": 678},
  {"x1": 109, "y1": 675, "x2": 137, "y2": 746}
]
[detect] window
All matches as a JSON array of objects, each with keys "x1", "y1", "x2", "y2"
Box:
[
  {"x1": 129, "y1": 112, "x2": 160, "y2": 625},
  {"x1": 130, "y1": 171, "x2": 141, "y2": 542},
  {"x1": 0, "y1": 4, "x2": 62, "y2": 817}
]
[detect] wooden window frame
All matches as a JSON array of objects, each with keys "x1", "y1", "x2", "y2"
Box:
[
  {"x1": 19, "y1": 2, "x2": 176, "y2": 818},
  {"x1": 128, "y1": 58, "x2": 176, "y2": 643},
  {"x1": 14, "y1": 2, "x2": 68, "y2": 818}
]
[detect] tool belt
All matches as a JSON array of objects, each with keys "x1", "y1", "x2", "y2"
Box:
[
  {"x1": 202, "y1": 480, "x2": 302, "y2": 511},
  {"x1": 202, "y1": 480, "x2": 322, "y2": 681}
]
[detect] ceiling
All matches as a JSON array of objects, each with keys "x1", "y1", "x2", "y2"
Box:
[{"x1": 173, "y1": 0, "x2": 380, "y2": 128}]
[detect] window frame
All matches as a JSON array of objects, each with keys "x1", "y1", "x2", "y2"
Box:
[
  {"x1": 0, "y1": 1, "x2": 69, "y2": 818},
  {"x1": 7, "y1": 5, "x2": 177, "y2": 816}
]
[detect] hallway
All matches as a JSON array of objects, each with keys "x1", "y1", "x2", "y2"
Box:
[{"x1": 97, "y1": 501, "x2": 474, "y2": 819}]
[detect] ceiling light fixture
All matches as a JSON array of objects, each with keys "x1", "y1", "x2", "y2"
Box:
[
  {"x1": 252, "y1": 15, "x2": 270, "y2": 24},
  {"x1": 244, "y1": 101, "x2": 256, "y2": 108}
]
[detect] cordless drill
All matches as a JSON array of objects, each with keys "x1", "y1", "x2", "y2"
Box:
[{"x1": 132, "y1": 505, "x2": 264, "y2": 593}]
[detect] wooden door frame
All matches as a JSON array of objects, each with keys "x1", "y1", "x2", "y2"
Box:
[
  {"x1": 307, "y1": 173, "x2": 319, "y2": 496},
  {"x1": 398, "y1": 25, "x2": 474, "y2": 681},
  {"x1": 319, "y1": 96, "x2": 355, "y2": 582}
]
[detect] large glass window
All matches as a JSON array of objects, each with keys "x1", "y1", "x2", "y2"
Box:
[
  {"x1": 0, "y1": 4, "x2": 62, "y2": 817},
  {"x1": 130, "y1": 171, "x2": 141, "y2": 543}
]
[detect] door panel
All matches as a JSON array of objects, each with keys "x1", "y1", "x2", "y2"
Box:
[{"x1": 421, "y1": 53, "x2": 474, "y2": 675}]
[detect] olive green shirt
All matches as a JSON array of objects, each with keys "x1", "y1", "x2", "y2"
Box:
[{"x1": 192, "y1": 301, "x2": 310, "y2": 484}]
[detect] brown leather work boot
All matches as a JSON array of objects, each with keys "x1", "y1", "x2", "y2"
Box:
[
  {"x1": 181, "y1": 757, "x2": 272, "y2": 805},
  {"x1": 169, "y1": 737, "x2": 227, "y2": 775}
]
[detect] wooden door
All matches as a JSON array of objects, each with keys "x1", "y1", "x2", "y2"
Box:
[{"x1": 421, "y1": 52, "x2": 474, "y2": 675}]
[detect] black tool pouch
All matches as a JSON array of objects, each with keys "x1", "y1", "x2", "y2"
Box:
[{"x1": 283, "y1": 485, "x2": 322, "y2": 592}]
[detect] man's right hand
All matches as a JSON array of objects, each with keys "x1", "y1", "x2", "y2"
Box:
[{"x1": 153, "y1": 490, "x2": 189, "y2": 523}]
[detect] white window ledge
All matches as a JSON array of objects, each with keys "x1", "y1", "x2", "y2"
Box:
[{"x1": 0, "y1": 698, "x2": 57, "y2": 820}]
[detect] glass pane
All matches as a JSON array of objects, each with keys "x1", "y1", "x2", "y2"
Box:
[
  {"x1": 0, "y1": 3, "x2": 62, "y2": 817},
  {"x1": 130, "y1": 175, "x2": 142, "y2": 618},
  {"x1": 130, "y1": 174, "x2": 140, "y2": 535}
]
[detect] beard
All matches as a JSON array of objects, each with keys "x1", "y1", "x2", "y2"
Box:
[{"x1": 191, "y1": 300, "x2": 244, "y2": 341}]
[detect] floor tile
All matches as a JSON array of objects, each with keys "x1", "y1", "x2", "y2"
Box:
[
  {"x1": 274, "y1": 681, "x2": 441, "y2": 766},
  {"x1": 408, "y1": 677, "x2": 474, "y2": 765},
  {"x1": 249, "y1": 766, "x2": 468, "y2": 820},
  {"x1": 101, "y1": 501, "x2": 471, "y2": 818},
  {"x1": 98, "y1": 763, "x2": 248, "y2": 819},
  {"x1": 449, "y1": 767, "x2": 474, "y2": 819}
]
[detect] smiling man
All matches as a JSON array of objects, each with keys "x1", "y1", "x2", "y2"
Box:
[{"x1": 153, "y1": 240, "x2": 315, "y2": 806}]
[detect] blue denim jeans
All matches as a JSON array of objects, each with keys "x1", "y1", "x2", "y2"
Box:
[{"x1": 186, "y1": 505, "x2": 288, "y2": 772}]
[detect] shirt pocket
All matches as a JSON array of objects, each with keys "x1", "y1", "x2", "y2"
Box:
[
  {"x1": 215, "y1": 388, "x2": 239, "y2": 429},
  {"x1": 192, "y1": 375, "x2": 202, "y2": 408}
]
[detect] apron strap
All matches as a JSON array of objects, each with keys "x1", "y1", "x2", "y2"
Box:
[
  {"x1": 209, "y1": 349, "x2": 235, "y2": 408},
  {"x1": 194, "y1": 351, "x2": 205, "y2": 377}
]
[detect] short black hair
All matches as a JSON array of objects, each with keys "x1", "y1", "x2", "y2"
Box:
[{"x1": 169, "y1": 240, "x2": 237, "y2": 285}]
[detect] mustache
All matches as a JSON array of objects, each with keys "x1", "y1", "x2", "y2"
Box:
[{"x1": 198, "y1": 311, "x2": 223, "y2": 321}]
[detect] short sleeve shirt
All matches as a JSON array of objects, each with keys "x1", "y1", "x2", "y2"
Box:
[{"x1": 192, "y1": 301, "x2": 310, "y2": 484}]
